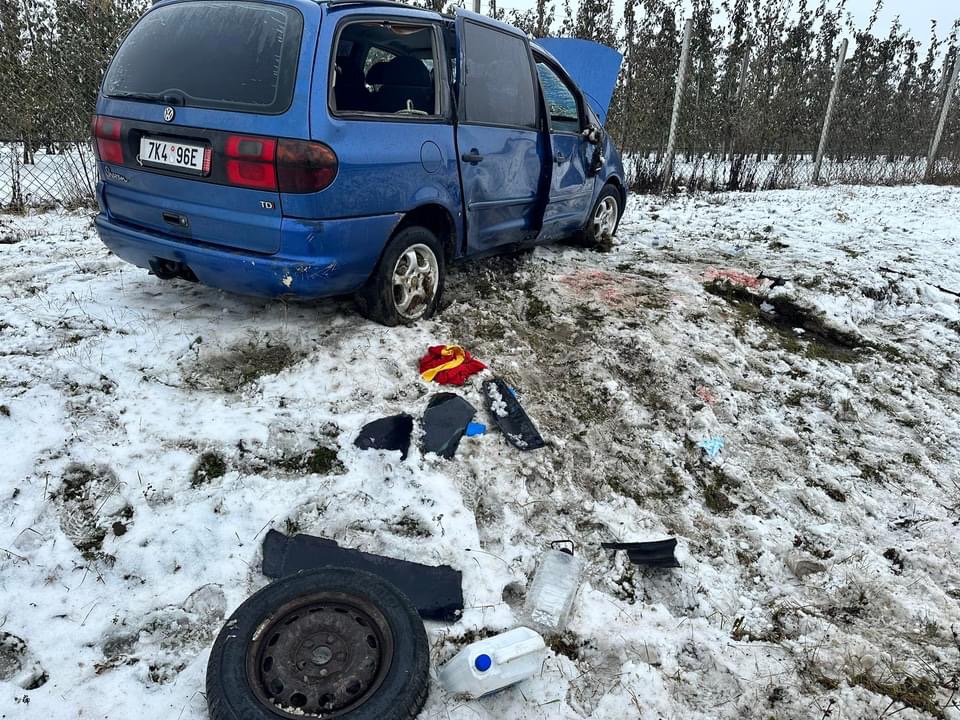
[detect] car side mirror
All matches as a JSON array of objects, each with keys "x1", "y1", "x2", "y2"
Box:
[{"x1": 582, "y1": 125, "x2": 602, "y2": 144}]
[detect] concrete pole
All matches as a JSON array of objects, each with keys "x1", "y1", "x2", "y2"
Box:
[
  {"x1": 473, "y1": 0, "x2": 480, "y2": 13},
  {"x1": 812, "y1": 38, "x2": 848, "y2": 185},
  {"x1": 662, "y1": 18, "x2": 693, "y2": 193},
  {"x1": 926, "y1": 52, "x2": 960, "y2": 181},
  {"x1": 736, "y1": 36, "x2": 751, "y2": 107}
]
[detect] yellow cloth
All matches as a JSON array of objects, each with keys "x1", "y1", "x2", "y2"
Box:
[{"x1": 420, "y1": 345, "x2": 466, "y2": 382}]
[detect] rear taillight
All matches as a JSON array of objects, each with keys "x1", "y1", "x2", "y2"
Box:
[
  {"x1": 224, "y1": 135, "x2": 278, "y2": 190},
  {"x1": 277, "y1": 139, "x2": 338, "y2": 193},
  {"x1": 92, "y1": 115, "x2": 123, "y2": 164}
]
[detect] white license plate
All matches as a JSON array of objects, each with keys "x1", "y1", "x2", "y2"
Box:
[{"x1": 139, "y1": 137, "x2": 209, "y2": 175}]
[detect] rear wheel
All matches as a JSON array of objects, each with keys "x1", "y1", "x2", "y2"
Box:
[
  {"x1": 576, "y1": 184, "x2": 622, "y2": 251},
  {"x1": 356, "y1": 226, "x2": 444, "y2": 326}
]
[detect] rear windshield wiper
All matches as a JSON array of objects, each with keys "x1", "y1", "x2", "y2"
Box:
[{"x1": 107, "y1": 91, "x2": 185, "y2": 106}]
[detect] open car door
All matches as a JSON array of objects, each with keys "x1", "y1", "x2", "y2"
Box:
[
  {"x1": 454, "y1": 10, "x2": 547, "y2": 253},
  {"x1": 533, "y1": 38, "x2": 622, "y2": 124}
]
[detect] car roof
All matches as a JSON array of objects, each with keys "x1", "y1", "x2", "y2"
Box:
[{"x1": 319, "y1": 0, "x2": 448, "y2": 20}]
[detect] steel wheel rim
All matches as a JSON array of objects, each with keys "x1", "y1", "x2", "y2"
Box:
[
  {"x1": 392, "y1": 243, "x2": 439, "y2": 320},
  {"x1": 246, "y1": 592, "x2": 394, "y2": 719},
  {"x1": 593, "y1": 196, "x2": 618, "y2": 240}
]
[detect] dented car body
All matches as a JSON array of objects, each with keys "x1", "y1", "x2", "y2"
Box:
[{"x1": 93, "y1": 0, "x2": 625, "y2": 322}]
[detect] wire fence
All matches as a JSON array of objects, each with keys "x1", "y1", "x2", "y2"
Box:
[{"x1": 0, "y1": 0, "x2": 958, "y2": 208}]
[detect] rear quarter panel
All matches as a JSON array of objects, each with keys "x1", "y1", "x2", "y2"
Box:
[{"x1": 288, "y1": 7, "x2": 463, "y2": 245}]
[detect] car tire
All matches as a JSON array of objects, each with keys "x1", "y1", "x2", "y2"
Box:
[
  {"x1": 206, "y1": 568, "x2": 429, "y2": 720},
  {"x1": 355, "y1": 226, "x2": 444, "y2": 326},
  {"x1": 575, "y1": 183, "x2": 622, "y2": 251}
]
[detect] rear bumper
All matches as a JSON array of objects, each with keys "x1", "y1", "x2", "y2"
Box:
[{"x1": 95, "y1": 207, "x2": 401, "y2": 299}]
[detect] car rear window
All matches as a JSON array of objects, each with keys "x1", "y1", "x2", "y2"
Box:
[{"x1": 103, "y1": 1, "x2": 303, "y2": 114}]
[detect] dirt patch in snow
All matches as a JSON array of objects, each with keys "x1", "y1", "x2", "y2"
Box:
[{"x1": 182, "y1": 336, "x2": 304, "y2": 392}]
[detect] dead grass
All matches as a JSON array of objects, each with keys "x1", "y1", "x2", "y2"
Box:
[
  {"x1": 182, "y1": 337, "x2": 303, "y2": 392},
  {"x1": 851, "y1": 668, "x2": 944, "y2": 718},
  {"x1": 273, "y1": 445, "x2": 343, "y2": 476}
]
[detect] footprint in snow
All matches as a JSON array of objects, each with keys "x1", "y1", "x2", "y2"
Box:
[
  {"x1": 0, "y1": 632, "x2": 48, "y2": 690},
  {"x1": 99, "y1": 584, "x2": 226, "y2": 685}
]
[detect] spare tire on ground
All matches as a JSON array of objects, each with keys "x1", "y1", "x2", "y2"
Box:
[{"x1": 206, "y1": 568, "x2": 429, "y2": 720}]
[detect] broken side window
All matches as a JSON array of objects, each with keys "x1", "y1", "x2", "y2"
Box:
[
  {"x1": 332, "y1": 21, "x2": 440, "y2": 117},
  {"x1": 536, "y1": 60, "x2": 581, "y2": 134}
]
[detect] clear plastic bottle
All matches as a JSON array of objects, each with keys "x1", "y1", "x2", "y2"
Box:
[
  {"x1": 522, "y1": 542, "x2": 584, "y2": 631},
  {"x1": 438, "y1": 627, "x2": 546, "y2": 699}
]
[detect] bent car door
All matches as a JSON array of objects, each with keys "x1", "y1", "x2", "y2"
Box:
[
  {"x1": 454, "y1": 12, "x2": 545, "y2": 252},
  {"x1": 534, "y1": 56, "x2": 593, "y2": 239}
]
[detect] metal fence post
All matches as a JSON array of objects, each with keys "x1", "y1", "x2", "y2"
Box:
[
  {"x1": 926, "y1": 52, "x2": 960, "y2": 181},
  {"x1": 662, "y1": 18, "x2": 693, "y2": 193},
  {"x1": 812, "y1": 38, "x2": 848, "y2": 185}
]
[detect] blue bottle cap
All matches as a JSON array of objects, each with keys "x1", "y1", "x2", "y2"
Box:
[{"x1": 474, "y1": 653, "x2": 492, "y2": 672}]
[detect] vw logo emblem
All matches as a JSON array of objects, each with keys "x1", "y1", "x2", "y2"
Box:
[{"x1": 163, "y1": 106, "x2": 175, "y2": 122}]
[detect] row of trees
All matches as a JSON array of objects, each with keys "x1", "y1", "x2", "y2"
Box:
[
  {"x1": 500, "y1": 0, "x2": 960, "y2": 171},
  {"x1": 1, "y1": 0, "x2": 958, "y2": 189},
  {"x1": 0, "y1": 0, "x2": 142, "y2": 159}
]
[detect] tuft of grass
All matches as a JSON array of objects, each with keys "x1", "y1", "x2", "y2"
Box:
[
  {"x1": 191, "y1": 452, "x2": 227, "y2": 488},
  {"x1": 526, "y1": 296, "x2": 551, "y2": 321},
  {"x1": 851, "y1": 670, "x2": 943, "y2": 719},
  {"x1": 704, "y1": 483, "x2": 737, "y2": 512},
  {"x1": 0, "y1": 405, "x2": 9, "y2": 417},
  {"x1": 387, "y1": 515, "x2": 432, "y2": 538},
  {"x1": 608, "y1": 475, "x2": 646, "y2": 506},
  {"x1": 275, "y1": 445, "x2": 344, "y2": 475},
  {"x1": 546, "y1": 632, "x2": 596, "y2": 662}
]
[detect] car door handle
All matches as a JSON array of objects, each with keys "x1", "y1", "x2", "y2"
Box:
[
  {"x1": 162, "y1": 211, "x2": 188, "y2": 228},
  {"x1": 461, "y1": 149, "x2": 483, "y2": 164},
  {"x1": 554, "y1": 152, "x2": 566, "y2": 164}
]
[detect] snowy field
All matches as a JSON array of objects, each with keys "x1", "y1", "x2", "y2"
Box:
[{"x1": 1, "y1": 184, "x2": 959, "y2": 719}]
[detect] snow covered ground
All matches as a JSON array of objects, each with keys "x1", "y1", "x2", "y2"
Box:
[{"x1": 1, "y1": 184, "x2": 959, "y2": 720}]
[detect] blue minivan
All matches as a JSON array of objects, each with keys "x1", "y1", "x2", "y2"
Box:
[{"x1": 93, "y1": 0, "x2": 626, "y2": 325}]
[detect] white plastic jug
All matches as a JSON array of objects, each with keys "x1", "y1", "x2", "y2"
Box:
[
  {"x1": 523, "y1": 544, "x2": 584, "y2": 631},
  {"x1": 438, "y1": 627, "x2": 546, "y2": 699}
]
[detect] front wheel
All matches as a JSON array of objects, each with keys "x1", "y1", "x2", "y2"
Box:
[
  {"x1": 355, "y1": 226, "x2": 444, "y2": 326},
  {"x1": 577, "y1": 184, "x2": 622, "y2": 251}
]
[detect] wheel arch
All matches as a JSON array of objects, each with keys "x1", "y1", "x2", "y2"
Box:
[
  {"x1": 392, "y1": 203, "x2": 459, "y2": 265},
  {"x1": 603, "y1": 174, "x2": 627, "y2": 212}
]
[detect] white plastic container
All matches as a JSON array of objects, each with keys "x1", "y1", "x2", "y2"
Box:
[
  {"x1": 438, "y1": 627, "x2": 546, "y2": 699},
  {"x1": 523, "y1": 545, "x2": 584, "y2": 631}
]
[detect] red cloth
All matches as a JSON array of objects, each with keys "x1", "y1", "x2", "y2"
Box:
[{"x1": 418, "y1": 345, "x2": 486, "y2": 385}]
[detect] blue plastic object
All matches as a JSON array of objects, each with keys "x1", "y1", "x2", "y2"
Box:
[
  {"x1": 465, "y1": 422, "x2": 486, "y2": 437},
  {"x1": 698, "y1": 437, "x2": 725, "y2": 459},
  {"x1": 93, "y1": 2, "x2": 626, "y2": 302},
  {"x1": 474, "y1": 654, "x2": 492, "y2": 672}
]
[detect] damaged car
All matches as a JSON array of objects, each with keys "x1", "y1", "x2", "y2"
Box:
[{"x1": 92, "y1": 0, "x2": 626, "y2": 325}]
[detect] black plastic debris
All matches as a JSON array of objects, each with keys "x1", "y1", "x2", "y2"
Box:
[
  {"x1": 262, "y1": 530, "x2": 463, "y2": 621},
  {"x1": 758, "y1": 271, "x2": 788, "y2": 288},
  {"x1": 421, "y1": 393, "x2": 475, "y2": 459},
  {"x1": 602, "y1": 538, "x2": 680, "y2": 569},
  {"x1": 354, "y1": 413, "x2": 414, "y2": 460},
  {"x1": 482, "y1": 378, "x2": 545, "y2": 451}
]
